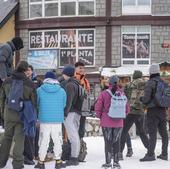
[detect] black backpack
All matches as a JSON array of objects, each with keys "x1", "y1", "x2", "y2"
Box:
[{"x1": 7, "y1": 80, "x2": 24, "y2": 112}]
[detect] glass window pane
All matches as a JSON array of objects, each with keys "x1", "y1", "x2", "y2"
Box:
[
  {"x1": 123, "y1": 60, "x2": 135, "y2": 65},
  {"x1": 30, "y1": 0, "x2": 42, "y2": 2},
  {"x1": 122, "y1": 26, "x2": 136, "y2": 33},
  {"x1": 30, "y1": 4, "x2": 42, "y2": 18},
  {"x1": 123, "y1": 0, "x2": 136, "y2": 6},
  {"x1": 138, "y1": 0, "x2": 150, "y2": 5},
  {"x1": 137, "y1": 60, "x2": 149, "y2": 64},
  {"x1": 61, "y1": 2, "x2": 76, "y2": 16},
  {"x1": 79, "y1": 2, "x2": 94, "y2": 15},
  {"x1": 45, "y1": 3, "x2": 58, "y2": 17},
  {"x1": 137, "y1": 26, "x2": 150, "y2": 33}
]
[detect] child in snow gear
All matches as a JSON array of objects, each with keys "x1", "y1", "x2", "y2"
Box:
[
  {"x1": 95, "y1": 76, "x2": 130, "y2": 169},
  {"x1": 140, "y1": 64, "x2": 169, "y2": 162},
  {"x1": 34, "y1": 71, "x2": 66, "y2": 169}
]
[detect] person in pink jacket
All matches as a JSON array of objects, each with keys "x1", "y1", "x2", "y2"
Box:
[{"x1": 95, "y1": 76, "x2": 130, "y2": 169}]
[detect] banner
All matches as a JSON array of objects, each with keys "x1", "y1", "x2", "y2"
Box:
[
  {"x1": 30, "y1": 32, "x2": 43, "y2": 48},
  {"x1": 60, "y1": 30, "x2": 76, "y2": 48},
  {"x1": 78, "y1": 49, "x2": 94, "y2": 65},
  {"x1": 78, "y1": 30, "x2": 94, "y2": 47},
  {"x1": 28, "y1": 50, "x2": 58, "y2": 69},
  {"x1": 60, "y1": 49, "x2": 76, "y2": 66},
  {"x1": 137, "y1": 34, "x2": 150, "y2": 58},
  {"x1": 122, "y1": 34, "x2": 135, "y2": 58}
]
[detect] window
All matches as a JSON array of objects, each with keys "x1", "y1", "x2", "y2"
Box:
[
  {"x1": 122, "y1": 0, "x2": 151, "y2": 15},
  {"x1": 28, "y1": 29, "x2": 95, "y2": 68},
  {"x1": 121, "y1": 26, "x2": 151, "y2": 66},
  {"x1": 29, "y1": 0, "x2": 95, "y2": 18}
]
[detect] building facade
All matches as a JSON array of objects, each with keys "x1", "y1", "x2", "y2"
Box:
[{"x1": 16, "y1": 0, "x2": 170, "y2": 99}]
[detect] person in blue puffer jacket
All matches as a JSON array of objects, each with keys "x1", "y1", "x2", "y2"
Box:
[{"x1": 35, "y1": 71, "x2": 66, "y2": 169}]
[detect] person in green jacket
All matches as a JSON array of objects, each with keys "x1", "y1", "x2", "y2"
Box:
[{"x1": 0, "y1": 61, "x2": 36, "y2": 169}]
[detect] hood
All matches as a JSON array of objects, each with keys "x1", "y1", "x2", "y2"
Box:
[
  {"x1": 7, "y1": 41, "x2": 16, "y2": 52},
  {"x1": 12, "y1": 71, "x2": 27, "y2": 80},
  {"x1": 133, "y1": 70, "x2": 143, "y2": 80},
  {"x1": 42, "y1": 79, "x2": 60, "y2": 93}
]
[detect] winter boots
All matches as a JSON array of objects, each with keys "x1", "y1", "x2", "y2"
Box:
[
  {"x1": 55, "y1": 160, "x2": 66, "y2": 169},
  {"x1": 101, "y1": 162, "x2": 121, "y2": 169},
  {"x1": 34, "y1": 161, "x2": 45, "y2": 169},
  {"x1": 66, "y1": 157, "x2": 79, "y2": 166},
  {"x1": 157, "y1": 154, "x2": 168, "y2": 161},
  {"x1": 126, "y1": 148, "x2": 133, "y2": 157},
  {"x1": 101, "y1": 163, "x2": 112, "y2": 168},
  {"x1": 140, "y1": 154, "x2": 156, "y2": 162}
]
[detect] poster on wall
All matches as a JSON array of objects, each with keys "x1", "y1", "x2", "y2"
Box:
[
  {"x1": 59, "y1": 49, "x2": 76, "y2": 66},
  {"x1": 60, "y1": 30, "x2": 76, "y2": 48},
  {"x1": 30, "y1": 32, "x2": 43, "y2": 48},
  {"x1": 78, "y1": 49, "x2": 94, "y2": 65},
  {"x1": 44, "y1": 31, "x2": 59, "y2": 48},
  {"x1": 137, "y1": 34, "x2": 150, "y2": 58},
  {"x1": 28, "y1": 50, "x2": 58, "y2": 69},
  {"x1": 122, "y1": 34, "x2": 135, "y2": 58},
  {"x1": 78, "y1": 30, "x2": 94, "y2": 47}
]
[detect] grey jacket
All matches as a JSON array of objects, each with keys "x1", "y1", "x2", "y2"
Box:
[
  {"x1": 0, "y1": 42, "x2": 15, "y2": 80},
  {"x1": 142, "y1": 76, "x2": 161, "y2": 108}
]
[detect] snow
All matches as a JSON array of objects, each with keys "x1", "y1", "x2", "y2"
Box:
[{"x1": 3, "y1": 137, "x2": 170, "y2": 169}]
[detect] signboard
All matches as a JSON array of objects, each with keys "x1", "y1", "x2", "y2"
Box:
[
  {"x1": 78, "y1": 49, "x2": 94, "y2": 65},
  {"x1": 122, "y1": 34, "x2": 135, "y2": 58},
  {"x1": 28, "y1": 50, "x2": 58, "y2": 69},
  {"x1": 44, "y1": 31, "x2": 59, "y2": 48},
  {"x1": 30, "y1": 32, "x2": 43, "y2": 48}
]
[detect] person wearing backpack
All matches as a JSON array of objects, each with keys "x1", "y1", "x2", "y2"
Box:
[
  {"x1": 95, "y1": 76, "x2": 130, "y2": 169},
  {"x1": 0, "y1": 37, "x2": 24, "y2": 128},
  {"x1": 119, "y1": 71, "x2": 149, "y2": 160},
  {"x1": 140, "y1": 64, "x2": 169, "y2": 162},
  {"x1": 62, "y1": 65, "x2": 84, "y2": 166},
  {"x1": 34, "y1": 71, "x2": 66, "y2": 169},
  {"x1": 0, "y1": 61, "x2": 36, "y2": 169}
]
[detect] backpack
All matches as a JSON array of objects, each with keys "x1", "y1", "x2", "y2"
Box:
[
  {"x1": 154, "y1": 80, "x2": 170, "y2": 107},
  {"x1": 126, "y1": 79, "x2": 146, "y2": 110},
  {"x1": 7, "y1": 80, "x2": 24, "y2": 112},
  {"x1": 73, "y1": 80, "x2": 86, "y2": 113},
  {"x1": 106, "y1": 89, "x2": 127, "y2": 119}
]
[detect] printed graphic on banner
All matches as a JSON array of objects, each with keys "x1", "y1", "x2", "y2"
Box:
[
  {"x1": 28, "y1": 50, "x2": 58, "y2": 69},
  {"x1": 122, "y1": 34, "x2": 135, "y2": 58},
  {"x1": 44, "y1": 31, "x2": 59, "y2": 48},
  {"x1": 78, "y1": 49, "x2": 94, "y2": 65},
  {"x1": 30, "y1": 32, "x2": 43, "y2": 48},
  {"x1": 78, "y1": 30, "x2": 94, "y2": 47},
  {"x1": 60, "y1": 30, "x2": 76, "y2": 48},
  {"x1": 137, "y1": 34, "x2": 150, "y2": 58},
  {"x1": 60, "y1": 49, "x2": 76, "y2": 66}
]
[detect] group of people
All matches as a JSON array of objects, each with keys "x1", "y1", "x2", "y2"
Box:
[{"x1": 0, "y1": 37, "x2": 169, "y2": 169}]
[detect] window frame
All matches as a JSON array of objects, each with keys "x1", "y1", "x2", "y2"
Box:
[
  {"x1": 29, "y1": 0, "x2": 96, "y2": 19},
  {"x1": 121, "y1": 26, "x2": 151, "y2": 66},
  {"x1": 122, "y1": 0, "x2": 152, "y2": 15},
  {"x1": 29, "y1": 28, "x2": 96, "y2": 68}
]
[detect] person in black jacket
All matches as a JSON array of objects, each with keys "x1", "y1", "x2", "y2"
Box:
[
  {"x1": 62, "y1": 66, "x2": 83, "y2": 166},
  {"x1": 140, "y1": 64, "x2": 169, "y2": 162}
]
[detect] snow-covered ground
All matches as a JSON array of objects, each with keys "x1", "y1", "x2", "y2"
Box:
[{"x1": 3, "y1": 137, "x2": 170, "y2": 169}]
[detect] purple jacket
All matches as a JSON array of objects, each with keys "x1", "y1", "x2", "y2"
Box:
[{"x1": 95, "y1": 87, "x2": 130, "y2": 128}]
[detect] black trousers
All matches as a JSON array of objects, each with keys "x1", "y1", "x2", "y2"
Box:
[
  {"x1": 147, "y1": 108, "x2": 169, "y2": 156},
  {"x1": 102, "y1": 127, "x2": 122, "y2": 164},
  {"x1": 23, "y1": 136, "x2": 35, "y2": 161},
  {"x1": 0, "y1": 79, "x2": 4, "y2": 127},
  {"x1": 120, "y1": 114, "x2": 149, "y2": 153},
  {"x1": 79, "y1": 116, "x2": 86, "y2": 139}
]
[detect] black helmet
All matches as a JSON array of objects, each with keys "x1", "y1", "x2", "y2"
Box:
[{"x1": 11, "y1": 37, "x2": 24, "y2": 50}]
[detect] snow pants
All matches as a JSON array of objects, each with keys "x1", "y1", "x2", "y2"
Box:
[
  {"x1": 38, "y1": 123, "x2": 62, "y2": 161},
  {"x1": 64, "y1": 113, "x2": 81, "y2": 158},
  {"x1": 102, "y1": 127, "x2": 122, "y2": 164}
]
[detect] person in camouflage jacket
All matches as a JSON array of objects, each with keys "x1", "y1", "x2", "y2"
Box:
[{"x1": 119, "y1": 70, "x2": 149, "y2": 160}]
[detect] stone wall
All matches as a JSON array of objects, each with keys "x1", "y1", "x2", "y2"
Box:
[
  {"x1": 151, "y1": 26, "x2": 170, "y2": 63},
  {"x1": 112, "y1": 0, "x2": 122, "y2": 16},
  {"x1": 152, "y1": 0, "x2": 170, "y2": 15},
  {"x1": 112, "y1": 26, "x2": 121, "y2": 66},
  {"x1": 19, "y1": 0, "x2": 29, "y2": 20},
  {"x1": 96, "y1": 0, "x2": 106, "y2": 16}
]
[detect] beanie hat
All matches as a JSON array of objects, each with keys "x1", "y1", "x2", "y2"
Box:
[
  {"x1": 109, "y1": 76, "x2": 119, "y2": 85},
  {"x1": 62, "y1": 66, "x2": 75, "y2": 77},
  {"x1": 149, "y1": 64, "x2": 160, "y2": 75},
  {"x1": 11, "y1": 37, "x2": 24, "y2": 50},
  {"x1": 133, "y1": 70, "x2": 143, "y2": 80},
  {"x1": 45, "y1": 71, "x2": 57, "y2": 79},
  {"x1": 16, "y1": 61, "x2": 29, "y2": 73}
]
